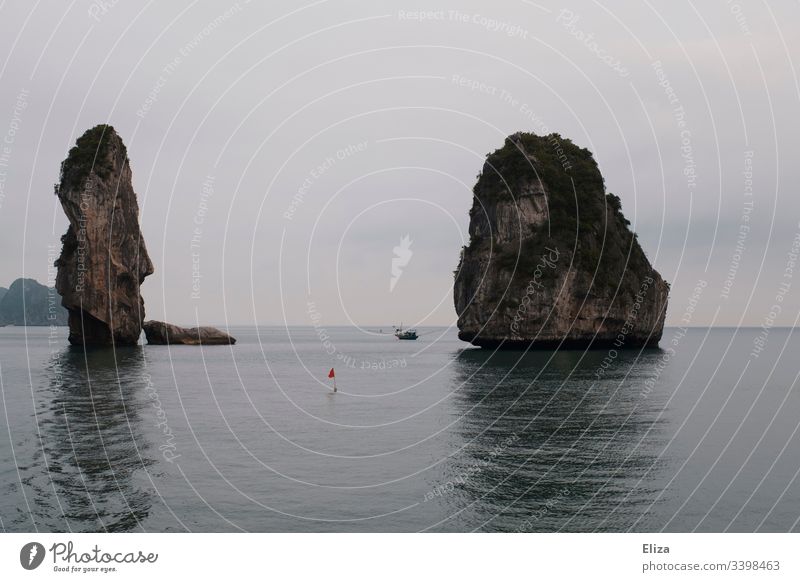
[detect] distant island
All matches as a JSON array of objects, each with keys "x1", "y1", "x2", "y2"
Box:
[
  {"x1": 454, "y1": 132, "x2": 669, "y2": 349},
  {"x1": 0, "y1": 278, "x2": 68, "y2": 326}
]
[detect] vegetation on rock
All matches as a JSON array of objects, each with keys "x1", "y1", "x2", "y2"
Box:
[
  {"x1": 58, "y1": 124, "x2": 128, "y2": 192},
  {"x1": 469, "y1": 132, "x2": 653, "y2": 300}
]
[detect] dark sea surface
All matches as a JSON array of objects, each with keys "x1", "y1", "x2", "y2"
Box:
[{"x1": 2, "y1": 325, "x2": 800, "y2": 532}]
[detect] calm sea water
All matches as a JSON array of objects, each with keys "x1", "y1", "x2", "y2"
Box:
[{"x1": 1, "y1": 325, "x2": 799, "y2": 532}]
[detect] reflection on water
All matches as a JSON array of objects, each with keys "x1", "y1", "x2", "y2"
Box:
[
  {"x1": 17, "y1": 347, "x2": 155, "y2": 532},
  {"x1": 442, "y1": 348, "x2": 672, "y2": 532}
]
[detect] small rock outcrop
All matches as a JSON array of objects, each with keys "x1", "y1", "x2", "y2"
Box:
[
  {"x1": 142, "y1": 321, "x2": 236, "y2": 345},
  {"x1": 0, "y1": 278, "x2": 68, "y2": 326},
  {"x1": 54, "y1": 125, "x2": 154, "y2": 345},
  {"x1": 454, "y1": 132, "x2": 669, "y2": 349}
]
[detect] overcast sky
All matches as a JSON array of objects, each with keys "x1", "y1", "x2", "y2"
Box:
[{"x1": 0, "y1": 0, "x2": 798, "y2": 328}]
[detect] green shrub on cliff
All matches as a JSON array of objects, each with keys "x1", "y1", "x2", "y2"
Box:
[
  {"x1": 470, "y1": 132, "x2": 653, "y2": 298},
  {"x1": 58, "y1": 124, "x2": 127, "y2": 192}
]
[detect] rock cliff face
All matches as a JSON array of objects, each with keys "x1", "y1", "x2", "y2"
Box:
[
  {"x1": 55, "y1": 125, "x2": 154, "y2": 345},
  {"x1": 142, "y1": 321, "x2": 236, "y2": 345},
  {"x1": 454, "y1": 132, "x2": 669, "y2": 349},
  {"x1": 0, "y1": 278, "x2": 68, "y2": 326}
]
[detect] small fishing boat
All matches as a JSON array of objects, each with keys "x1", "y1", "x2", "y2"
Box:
[{"x1": 394, "y1": 325, "x2": 418, "y2": 340}]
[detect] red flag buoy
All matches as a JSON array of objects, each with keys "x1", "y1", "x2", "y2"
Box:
[{"x1": 328, "y1": 368, "x2": 336, "y2": 392}]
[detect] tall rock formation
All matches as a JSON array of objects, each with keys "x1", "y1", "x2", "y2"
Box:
[
  {"x1": 54, "y1": 125, "x2": 153, "y2": 345},
  {"x1": 454, "y1": 132, "x2": 669, "y2": 349}
]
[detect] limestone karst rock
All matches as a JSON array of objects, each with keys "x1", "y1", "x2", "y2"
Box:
[
  {"x1": 142, "y1": 321, "x2": 236, "y2": 345},
  {"x1": 454, "y1": 132, "x2": 669, "y2": 349},
  {"x1": 55, "y1": 125, "x2": 153, "y2": 345}
]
